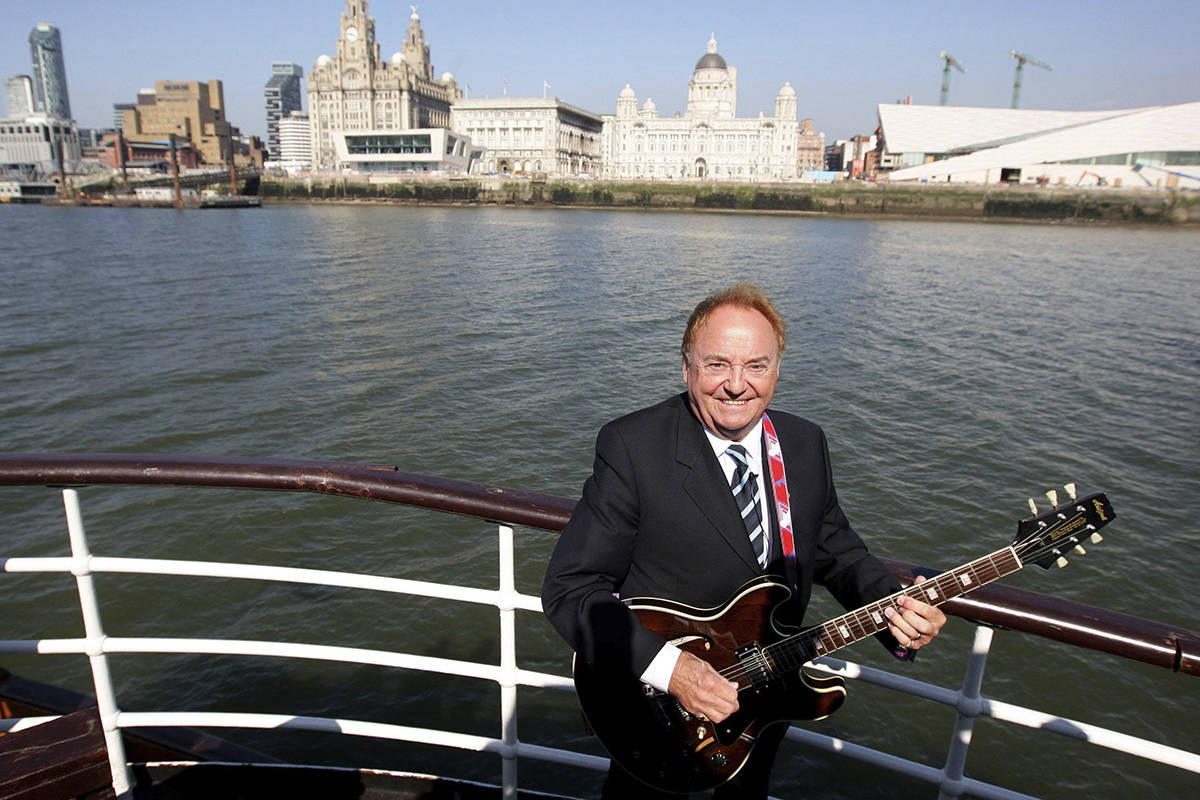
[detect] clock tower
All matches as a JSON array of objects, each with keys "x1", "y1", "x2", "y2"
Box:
[
  {"x1": 337, "y1": 0, "x2": 378, "y2": 65},
  {"x1": 309, "y1": 2, "x2": 463, "y2": 172}
]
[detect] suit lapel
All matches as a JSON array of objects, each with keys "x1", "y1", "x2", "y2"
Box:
[{"x1": 672, "y1": 396, "x2": 763, "y2": 572}]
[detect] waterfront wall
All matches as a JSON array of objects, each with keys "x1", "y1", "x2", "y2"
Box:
[{"x1": 259, "y1": 176, "x2": 1200, "y2": 224}]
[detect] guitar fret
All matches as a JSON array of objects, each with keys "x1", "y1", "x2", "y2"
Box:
[
  {"x1": 766, "y1": 547, "x2": 1047, "y2": 671},
  {"x1": 979, "y1": 555, "x2": 1000, "y2": 583},
  {"x1": 847, "y1": 610, "x2": 870, "y2": 639}
]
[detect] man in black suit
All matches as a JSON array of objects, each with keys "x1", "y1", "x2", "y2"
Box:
[{"x1": 542, "y1": 283, "x2": 945, "y2": 798}]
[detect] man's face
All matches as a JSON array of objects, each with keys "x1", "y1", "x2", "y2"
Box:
[{"x1": 683, "y1": 304, "x2": 780, "y2": 441}]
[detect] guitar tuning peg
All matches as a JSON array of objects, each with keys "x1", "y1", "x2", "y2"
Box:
[
  {"x1": 1055, "y1": 556, "x2": 1069, "y2": 568},
  {"x1": 1027, "y1": 498, "x2": 1039, "y2": 515},
  {"x1": 1064, "y1": 482, "x2": 1077, "y2": 501},
  {"x1": 1089, "y1": 532, "x2": 1104, "y2": 544},
  {"x1": 1073, "y1": 545, "x2": 1087, "y2": 556},
  {"x1": 1045, "y1": 489, "x2": 1059, "y2": 507}
]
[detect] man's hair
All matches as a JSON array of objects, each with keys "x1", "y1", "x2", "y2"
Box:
[{"x1": 680, "y1": 282, "x2": 787, "y2": 361}]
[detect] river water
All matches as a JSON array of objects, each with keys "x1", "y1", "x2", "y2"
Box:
[{"x1": 1, "y1": 204, "x2": 1197, "y2": 798}]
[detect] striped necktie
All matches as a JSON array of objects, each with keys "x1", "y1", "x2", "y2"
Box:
[{"x1": 726, "y1": 444, "x2": 767, "y2": 568}]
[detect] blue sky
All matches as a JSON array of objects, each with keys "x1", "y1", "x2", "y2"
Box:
[{"x1": 4, "y1": 0, "x2": 1197, "y2": 142}]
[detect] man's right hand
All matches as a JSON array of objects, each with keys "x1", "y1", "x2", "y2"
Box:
[{"x1": 667, "y1": 650, "x2": 740, "y2": 722}]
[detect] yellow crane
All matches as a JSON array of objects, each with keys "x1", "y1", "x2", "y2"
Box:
[
  {"x1": 1009, "y1": 51, "x2": 1052, "y2": 108},
  {"x1": 939, "y1": 51, "x2": 966, "y2": 105}
]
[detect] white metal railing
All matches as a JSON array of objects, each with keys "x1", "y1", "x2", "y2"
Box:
[{"x1": 2, "y1": 487, "x2": 1198, "y2": 800}]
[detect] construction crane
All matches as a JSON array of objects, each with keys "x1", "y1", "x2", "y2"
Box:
[
  {"x1": 939, "y1": 51, "x2": 966, "y2": 105},
  {"x1": 1009, "y1": 50, "x2": 1052, "y2": 108}
]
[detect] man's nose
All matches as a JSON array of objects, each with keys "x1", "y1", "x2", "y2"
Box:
[{"x1": 725, "y1": 367, "x2": 749, "y2": 393}]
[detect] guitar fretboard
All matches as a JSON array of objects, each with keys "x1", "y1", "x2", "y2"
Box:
[{"x1": 766, "y1": 547, "x2": 1023, "y2": 672}]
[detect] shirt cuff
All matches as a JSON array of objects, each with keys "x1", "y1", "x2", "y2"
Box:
[{"x1": 640, "y1": 643, "x2": 682, "y2": 693}]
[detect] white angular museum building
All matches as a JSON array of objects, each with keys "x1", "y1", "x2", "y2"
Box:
[{"x1": 878, "y1": 101, "x2": 1200, "y2": 190}]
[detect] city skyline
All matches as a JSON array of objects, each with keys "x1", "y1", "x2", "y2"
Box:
[{"x1": 3, "y1": 0, "x2": 1197, "y2": 144}]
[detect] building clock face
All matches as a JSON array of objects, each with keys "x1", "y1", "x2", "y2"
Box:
[{"x1": 345, "y1": 25, "x2": 359, "y2": 41}]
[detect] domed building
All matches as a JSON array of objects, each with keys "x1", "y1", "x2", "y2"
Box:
[
  {"x1": 307, "y1": 2, "x2": 476, "y2": 174},
  {"x1": 600, "y1": 35, "x2": 802, "y2": 181}
]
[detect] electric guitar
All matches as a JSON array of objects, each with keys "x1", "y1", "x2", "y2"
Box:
[{"x1": 573, "y1": 486, "x2": 1115, "y2": 793}]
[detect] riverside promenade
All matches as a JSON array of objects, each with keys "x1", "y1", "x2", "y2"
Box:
[{"x1": 260, "y1": 175, "x2": 1200, "y2": 225}]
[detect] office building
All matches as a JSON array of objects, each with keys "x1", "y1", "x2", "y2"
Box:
[
  {"x1": 5, "y1": 76, "x2": 34, "y2": 117},
  {"x1": 796, "y1": 118, "x2": 825, "y2": 174},
  {"x1": 276, "y1": 110, "x2": 313, "y2": 173},
  {"x1": 308, "y1": 3, "x2": 468, "y2": 173},
  {"x1": 118, "y1": 80, "x2": 240, "y2": 165},
  {"x1": 28, "y1": 23, "x2": 71, "y2": 119},
  {"x1": 331, "y1": 127, "x2": 480, "y2": 175},
  {"x1": 824, "y1": 134, "x2": 876, "y2": 176},
  {"x1": 600, "y1": 36, "x2": 801, "y2": 181},
  {"x1": 112, "y1": 102, "x2": 135, "y2": 131},
  {"x1": 0, "y1": 114, "x2": 82, "y2": 176},
  {"x1": 265, "y1": 63, "x2": 304, "y2": 158},
  {"x1": 451, "y1": 97, "x2": 602, "y2": 176}
]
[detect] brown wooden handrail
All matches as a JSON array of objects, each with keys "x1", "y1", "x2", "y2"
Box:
[{"x1": 2, "y1": 453, "x2": 1196, "y2": 678}]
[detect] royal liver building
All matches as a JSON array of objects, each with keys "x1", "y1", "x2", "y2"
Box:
[
  {"x1": 601, "y1": 36, "x2": 800, "y2": 181},
  {"x1": 308, "y1": 1, "x2": 461, "y2": 172}
]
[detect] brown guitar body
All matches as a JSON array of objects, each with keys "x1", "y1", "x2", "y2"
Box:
[{"x1": 573, "y1": 578, "x2": 847, "y2": 794}]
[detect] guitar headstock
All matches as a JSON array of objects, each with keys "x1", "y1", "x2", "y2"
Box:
[{"x1": 1014, "y1": 483, "x2": 1115, "y2": 569}]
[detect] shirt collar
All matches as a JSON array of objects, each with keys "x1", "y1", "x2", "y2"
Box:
[{"x1": 701, "y1": 417, "x2": 764, "y2": 470}]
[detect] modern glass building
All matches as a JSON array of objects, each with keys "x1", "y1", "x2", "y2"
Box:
[
  {"x1": 264, "y1": 63, "x2": 303, "y2": 158},
  {"x1": 28, "y1": 23, "x2": 71, "y2": 120}
]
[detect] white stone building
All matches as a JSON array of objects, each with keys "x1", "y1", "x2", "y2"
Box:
[
  {"x1": 308, "y1": 2, "x2": 468, "y2": 173},
  {"x1": 450, "y1": 97, "x2": 602, "y2": 176},
  {"x1": 600, "y1": 36, "x2": 801, "y2": 182}
]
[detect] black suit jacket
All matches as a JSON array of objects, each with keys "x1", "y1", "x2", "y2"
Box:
[{"x1": 542, "y1": 393, "x2": 903, "y2": 676}]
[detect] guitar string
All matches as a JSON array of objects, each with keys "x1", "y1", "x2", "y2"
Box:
[
  {"x1": 725, "y1": 552, "x2": 1007, "y2": 678},
  {"x1": 704, "y1": 505, "x2": 1092, "y2": 686},
  {"x1": 710, "y1": 551, "x2": 1011, "y2": 685}
]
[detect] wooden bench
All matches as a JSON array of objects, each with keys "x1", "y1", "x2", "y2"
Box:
[{"x1": 0, "y1": 707, "x2": 117, "y2": 800}]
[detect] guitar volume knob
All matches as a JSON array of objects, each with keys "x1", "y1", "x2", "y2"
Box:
[{"x1": 710, "y1": 752, "x2": 728, "y2": 768}]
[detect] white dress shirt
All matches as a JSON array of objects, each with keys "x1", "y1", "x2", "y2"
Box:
[{"x1": 639, "y1": 419, "x2": 769, "y2": 692}]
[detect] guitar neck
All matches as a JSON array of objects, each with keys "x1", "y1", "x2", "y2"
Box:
[{"x1": 769, "y1": 546, "x2": 1024, "y2": 671}]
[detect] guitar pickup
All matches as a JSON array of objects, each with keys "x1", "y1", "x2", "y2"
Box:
[{"x1": 734, "y1": 643, "x2": 771, "y2": 687}]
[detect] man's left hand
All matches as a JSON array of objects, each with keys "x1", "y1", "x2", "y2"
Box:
[{"x1": 884, "y1": 575, "x2": 946, "y2": 651}]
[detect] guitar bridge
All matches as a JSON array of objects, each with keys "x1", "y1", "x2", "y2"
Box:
[{"x1": 734, "y1": 643, "x2": 772, "y2": 688}]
